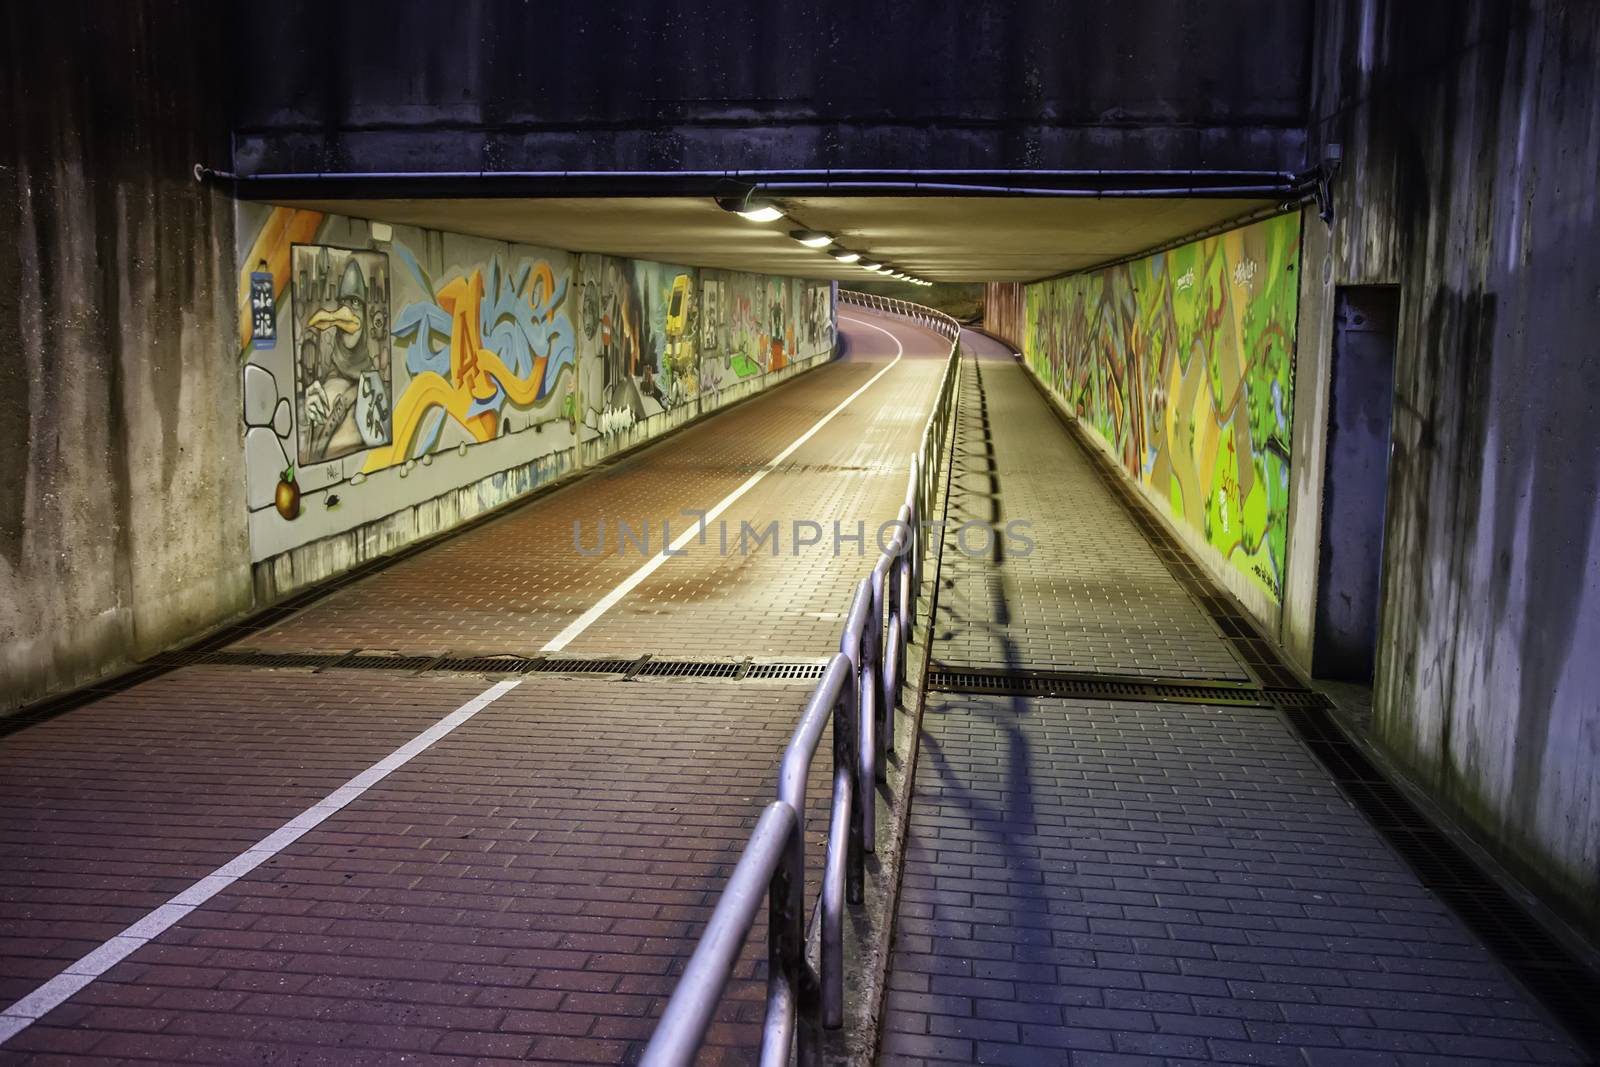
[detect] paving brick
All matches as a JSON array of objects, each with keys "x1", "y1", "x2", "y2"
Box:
[
  {"x1": 235, "y1": 315, "x2": 949, "y2": 663},
  {"x1": 927, "y1": 345, "x2": 1247, "y2": 681},
  {"x1": 878, "y1": 339, "x2": 1579, "y2": 1065},
  {"x1": 0, "y1": 310, "x2": 955, "y2": 1064}
]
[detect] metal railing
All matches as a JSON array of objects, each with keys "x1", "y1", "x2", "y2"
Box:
[{"x1": 641, "y1": 291, "x2": 962, "y2": 1067}]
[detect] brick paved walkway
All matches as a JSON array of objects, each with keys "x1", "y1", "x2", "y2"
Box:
[
  {"x1": 878, "y1": 335, "x2": 1580, "y2": 1066},
  {"x1": 1, "y1": 668, "x2": 831, "y2": 1064},
  {"x1": 932, "y1": 337, "x2": 1246, "y2": 682},
  {"x1": 237, "y1": 310, "x2": 948, "y2": 661},
  {"x1": 0, "y1": 309, "x2": 951, "y2": 1065}
]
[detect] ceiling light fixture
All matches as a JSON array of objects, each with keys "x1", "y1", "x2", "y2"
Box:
[
  {"x1": 830, "y1": 250, "x2": 861, "y2": 263},
  {"x1": 857, "y1": 260, "x2": 882, "y2": 270},
  {"x1": 789, "y1": 229, "x2": 833, "y2": 248},
  {"x1": 715, "y1": 194, "x2": 785, "y2": 223}
]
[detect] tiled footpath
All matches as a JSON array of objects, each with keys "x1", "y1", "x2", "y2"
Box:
[
  {"x1": 237, "y1": 309, "x2": 947, "y2": 662},
  {"x1": 0, "y1": 669, "x2": 829, "y2": 1064},
  {"x1": 877, "y1": 335, "x2": 1580, "y2": 1066},
  {"x1": 0, "y1": 308, "x2": 951, "y2": 1065},
  {"x1": 930, "y1": 341, "x2": 1245, "y2": 681}
]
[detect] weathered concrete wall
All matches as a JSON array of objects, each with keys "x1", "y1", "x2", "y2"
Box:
[
  {"x1": 1300, "y1": 0, "x2": 1600, "y2": 937},
  {"x1": 982, "y1": 283, "x2": 1026, "y2": 352},
  {"x1": 0, "y1": 4, "x2": 251, "y2": 710},
  {"x1": 231, "y1": 0, "x2": 1311, "y2": 176}
]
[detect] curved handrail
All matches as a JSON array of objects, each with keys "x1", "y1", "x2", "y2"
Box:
[
  {"x1": 641, "y1": 290, "x2": 964, "y2": 1067},
  {"x1": 836, "y1": 289, "x2": 962, "y2": 345}
]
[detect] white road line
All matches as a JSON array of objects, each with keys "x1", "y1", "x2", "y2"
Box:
[
  {"x1": 541, "y1": 313, "x2": 908, "y2": 652},
  {"x1": 0, "y1": 678, "x2": 523, "y2": 1048}
]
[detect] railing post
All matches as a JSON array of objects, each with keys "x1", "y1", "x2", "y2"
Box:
[
  {"x1": 763, "y1": 808, "x2": 817, "y2": 1067},
  {"x1": 915, "y1": 454, "x2": 928, "y2": 614},
  {"x1": 821, "y1": 758, "x2": 851, "y2": 1029},
  {"x1": 868, "y1": 562, "x2": 888, "y2": 785},
  {"x1": 897, "y1": 552, "x2": 911, "y2": 687},
  {"x1": 840, "y1": 587, "x2": 866, "y2": 909},
  {"x1": 842, "y1": 579, "x2": 876, "y2": 851},
  {"x1": 821, "y1": 669, "x2": 862, "y2": 1031}
]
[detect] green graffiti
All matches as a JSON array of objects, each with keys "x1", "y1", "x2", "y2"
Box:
[{"x1": 1023, "y1": 213, "x2": 1302, "y2": 601}]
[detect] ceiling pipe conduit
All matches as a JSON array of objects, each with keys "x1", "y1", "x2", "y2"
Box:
[{"x1": 195, "y1": 164, "x2": 1314, "y2": 201}]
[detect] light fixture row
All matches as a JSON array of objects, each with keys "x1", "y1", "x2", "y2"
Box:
[{"x1": 717, "y1": 196, "x2": 934, "y2": 287}]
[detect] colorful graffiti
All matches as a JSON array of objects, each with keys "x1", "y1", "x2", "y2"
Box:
[
  {"x1": 289, "y1": 246, "x2": 394, "y2": 465},
  {"x1": 573, "y1": 255, "x2": 698, "y2": 435},
  {"x1": 696, "y1": 272, "x2": 831, "y2": 395},
  {"x1": 368, "y1": 251, "x2": 576, "y2": 469},
  {"x1": 1021, "y1": 213, "x2": 1302, "y2": 600},
  {"x1": 238, "y1": 205, "x2": 835, "y2": 564}
]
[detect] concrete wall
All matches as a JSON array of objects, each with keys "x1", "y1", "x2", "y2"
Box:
[
  {"x1": 1296, "y1": 0, "x2": 1600, "y2": 939},
  {"x1": 0, "y1": 4, "x2": 252, "y2": 710},
  {"x1": 982, "y1": 283, "x2": 1025, "y2": 352},
  {"x1": 230, "y1": 0, "x2": 1311, "y2": 175},
  {"x1": 239, "y1": 205, "x2": 836, "y2": 597}
]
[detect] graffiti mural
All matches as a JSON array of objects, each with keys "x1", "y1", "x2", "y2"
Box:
[
  {"x1": 290, "y1": 246, "x2": 394, "y2": 465},
  {"x1": 371, "y1": 250, "x2": 576, "y2": 470},
  {"x1": 239, "y1": 206, "x2": 836, "y2": 567},
  {"x1": 637, "y1": 260, "x2": 698, "y2": 410},
  {"x1": 574, "y1": 255, "x2": 698, "y2": 435},
  {"x1": 696, "y1": 273, "x2": 833, "y2": 397},
  {"x1": 1022, "y1": 213, "x2": 1302, "y2": 600},
  {"x1": 803, "y1": 282, "x2": 833, "y2": 353}
]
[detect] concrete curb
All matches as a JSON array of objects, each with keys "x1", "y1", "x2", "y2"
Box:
[{"x1": 821, "y1": 355, "x2": 964, "y2": 1066}]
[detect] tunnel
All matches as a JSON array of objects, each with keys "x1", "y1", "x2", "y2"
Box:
[{"x1": 3, "y1": 2, "x2": 1600, "y2": 1065}]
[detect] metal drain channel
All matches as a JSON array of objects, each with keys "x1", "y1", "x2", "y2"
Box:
[
  {"x1": 927, "y1": 666, "x2": 1330, "y2": 711},
  {"x1": 139, "y1": 648, "x2": 828, "y2": 683}
]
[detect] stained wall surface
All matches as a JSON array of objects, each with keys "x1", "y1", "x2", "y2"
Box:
[
  {"x1": 231, "y1": 0, "x2": 1312, "y2": 175},
  {"x1": 1301, "y1": 0, "x2": 1600, "y2": 939},
  {"x1": 1, "y1": 4, "x2": 250, "y2": 711}
]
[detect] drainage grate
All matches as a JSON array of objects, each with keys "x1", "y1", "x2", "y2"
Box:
[
  {"x1": 633, "y1": 660, "x2": 744, "y2": 679},
  {"x1": 154, "y1": 650, "x2": 340, "y2": 670},
  {"x1": 927, "y1": 667, "x2": 1272, "y2": 707},
  {"x1": 147, "y1": 651, "x2": 231, "y2": 667},
  {"x1": 524, "y1": 657, "x2": 636, "y2": 675},
  {"x1": 431, "y1": 656, "x2": 538, "y2": 674},
  {"x1": 746, "y1": 662, "x2": 830, "y2": 681},
  {"x1": 1262, "y1": 688, "x2": 1336, "y2": 709},
  {"x1": 334, "y1": 654, "x2": 440, "y2": 673},
  {"x1": 128, "y1": 649, "x2": 829, "y2": 685}
]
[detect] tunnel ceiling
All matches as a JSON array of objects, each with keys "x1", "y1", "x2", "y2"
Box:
[{"x1": 269, "y1": 196, "x2": 1278, "y2": 283}]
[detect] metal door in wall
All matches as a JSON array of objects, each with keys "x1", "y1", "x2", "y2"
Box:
[{"x1": 1313, "y1": 286, "x2": 1399, "y2": 683}]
